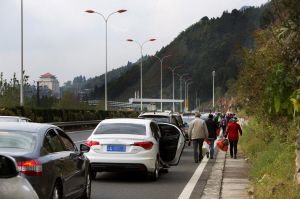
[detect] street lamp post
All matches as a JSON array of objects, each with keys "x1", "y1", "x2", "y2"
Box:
[
  {"x1": 177, "y1": 73, "x2": 189, "y2": 112},
  {"x1": 187, "y1": 82, "x2": 193, "y2": 111},
  {"x1": 152, "y1": 55, "x2": 171, "y2": 111},
  {"x1": 127, "y1": 39, "x2": 156, "y2": 111},
  {"x1": 85, "y1": 9, "x2": 127, "y2": 111},
  {"x1": 184, "y1": 79, "x2": 192, "y2": 112},
  {"x1": 212, "y1": 70, "x2": 216, "y2": 111},
  {"x1": 20, "y1": 0, "x2": 24, "y2": 106},
  {"x1": 168, "y1": 65, "x2": 182, "y2": 112}
]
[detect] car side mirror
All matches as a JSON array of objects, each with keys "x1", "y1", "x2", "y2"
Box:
[
  {"x1": 0, "y1": 155, "x2": 19, "y2": 178},
  {"x1": 80, "y1": 144, "x2": 90, "y2": 153}
]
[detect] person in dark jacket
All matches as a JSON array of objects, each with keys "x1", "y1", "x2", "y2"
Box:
[
  {"x1": 226, "y1": 117, "x2": 242, "y2": 159},
  {"x1": 205, "y1": 114, "x2": 218, "y2": 159}
]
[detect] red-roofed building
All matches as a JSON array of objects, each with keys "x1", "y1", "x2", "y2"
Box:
[{"x1": 39, "y1": 72, "x2": 60, "y2": 98}]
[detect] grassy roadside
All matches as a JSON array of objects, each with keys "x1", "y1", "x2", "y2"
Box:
[{"x1": 239, "y1": 118, "x2": 299, "y2": 199}]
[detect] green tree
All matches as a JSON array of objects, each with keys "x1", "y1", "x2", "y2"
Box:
[{"x1": 54, "y1": 91, "x2": 91, "y2": 110}]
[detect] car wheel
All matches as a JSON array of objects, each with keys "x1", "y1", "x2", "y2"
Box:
[
  {"x1": 81, "y1": 170, "x2": 92, "y2": 199},
  {"x1": 51, "y1": 182, "x2": 62, "y2": 199},
  {"x1": 148, "y1": 158, "x2": 159, "y2": 181},
  {"x1": 91, "y1": 170, "x2": 97, "y2": 180}
]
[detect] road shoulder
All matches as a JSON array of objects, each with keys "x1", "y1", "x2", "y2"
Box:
[{"x1": 200, "y1": 150, "x2": 253, "y2": 199}]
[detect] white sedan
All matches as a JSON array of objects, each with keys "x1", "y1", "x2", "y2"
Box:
[{"x1": 84, "y1": 118, "x2": 185, "y2": 181}]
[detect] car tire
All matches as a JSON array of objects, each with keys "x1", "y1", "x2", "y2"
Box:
[
  {"x1": 51, "y1": 181, "x2": 62, "y2": 199},
  {"x1": 81, "y1": 170, "x2": 92, "y2": 199},
  {"x1": 91, "y1": 170, "x2": 97, "y2": 180},
  {"x1": 148, "y1": 158, "x2": 159, "y2": 181}
]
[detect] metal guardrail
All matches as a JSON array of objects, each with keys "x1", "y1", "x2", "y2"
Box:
[{"x1": 49, "y1": 120, "x2": 101, "y2": 128}]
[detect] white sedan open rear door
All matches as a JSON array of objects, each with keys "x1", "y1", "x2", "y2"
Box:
[{"x1": 158, "y1": 123, "x2": 185, "y2": 166}]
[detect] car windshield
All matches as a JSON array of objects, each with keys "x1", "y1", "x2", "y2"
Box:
[
  {"x1": 95, "y1": 123, "x2": 146, "y2": 135},
  {"x1": 0, "y1": 117, "x2": 19, "y2": 122},
  {"x1": 139, "y1": 115, "x2": 170, "y2": 123},
  {"x1": 0, "y1": 131, "x2": 37, "y2": 152}
]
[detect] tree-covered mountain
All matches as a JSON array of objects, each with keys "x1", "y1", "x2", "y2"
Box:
[
  {"x1": 61, "y1": 61, "x2": 134, "y2": 98},
  {"x1": 98, "y1": 5, "x2": 270, "y2": 106},
  {"x1": 69, "y1": 5, "x2": 271, "y2": 109}
]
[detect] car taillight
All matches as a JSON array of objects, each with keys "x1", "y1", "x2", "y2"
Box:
[
  {"x1": 17, "y1": 160, "x2": 42, "y2": 176},
  {"x1": 85, "y1": 140, "x2": 100, "y2": 147},
  {"x1": 132, "y1": 141, "x2": 153, "y2": 150}
]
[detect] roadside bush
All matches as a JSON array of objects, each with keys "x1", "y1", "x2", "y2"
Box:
[
  {"x1": 240, "y1": 118, "x2": 299, "y2": 199},
  {"x1": 0, "y1": 107, "x2": 139, "y2": 123}
]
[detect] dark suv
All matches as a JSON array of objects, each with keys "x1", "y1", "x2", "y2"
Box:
[{"x1": 138, "y1": 112, "x2": 184, "y2": 130}]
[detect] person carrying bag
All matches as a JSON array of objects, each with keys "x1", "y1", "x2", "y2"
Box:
[{"x1": 188, "y1": 112, "x2": 209, "y2": 163}]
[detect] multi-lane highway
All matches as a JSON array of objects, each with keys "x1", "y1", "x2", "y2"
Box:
[{"x1": 67, "y1": 130, "x2": 216, "y2": 199}]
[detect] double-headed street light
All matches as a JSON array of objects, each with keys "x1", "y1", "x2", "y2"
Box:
[
  {"x1": 168, "y1": 65, "x2": 182, "y2": 112},
  {"x1": 187, "y1": 82, "x2": 193, "y2": 111},
  {"x1": 127, "y1": 38, "x2": 156, "y2": 111},
  {"x1": 212, "y1": 70, "x2": 216, "y2": 111},
  {"x1": 177, "y1": 73, "x2": 189, "y2": 112},
  {"x1": 85, "y1": 9, "x2": 127, "y2": 111},
  {"x1": 152, "y1": 55, "x2": 171, "y2": 111},
  {"x1": 184, "y1": 78, "x2": 192, "y2": 112}
]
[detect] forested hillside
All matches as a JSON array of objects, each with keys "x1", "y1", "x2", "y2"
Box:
[
  {"x1": 232, "y1": 0, "x2": 299, "y2": 198},
  {"x1": 61, "y1": 61, "x2": 134, "y2": 98},
  {"x1": 91, "y1": 5, "x2": 269, "y2": 105}
]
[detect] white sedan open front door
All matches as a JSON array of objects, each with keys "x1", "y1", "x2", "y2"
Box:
[{"x1": 157, "y1": 123, "x2": 185, "y2": 166}]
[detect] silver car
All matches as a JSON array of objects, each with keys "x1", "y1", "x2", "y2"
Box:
[{"x1": 0, "y1": 154, "x2": 39, "y2": 199}]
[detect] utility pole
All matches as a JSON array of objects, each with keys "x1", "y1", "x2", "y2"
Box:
[{"x1": 212, "y1": 70, "x2": 215, "y2": 112}]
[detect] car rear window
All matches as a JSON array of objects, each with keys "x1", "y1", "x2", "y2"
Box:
[
  {"x1": 0, "y1": 131, "x2": 36, "y2": 152},
  {"x1": 95, "y1": 123, "x2": 146, "y2": 135},
  {"x1": 139, "y1": 115, "x2": 170, "y2": 123}
]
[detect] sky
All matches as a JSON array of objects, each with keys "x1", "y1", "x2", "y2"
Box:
[{"x1": 0, "y1": 0, "x2": 269, "y2": 85}]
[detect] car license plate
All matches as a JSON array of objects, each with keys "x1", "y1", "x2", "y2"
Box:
[{"x1": 107, "y1": 145, "x2": 126, "y2": 152}]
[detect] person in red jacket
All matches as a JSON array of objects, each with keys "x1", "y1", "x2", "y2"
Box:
[{"x1": 226, "y1": 117, "x2": 242, "y2": 159}]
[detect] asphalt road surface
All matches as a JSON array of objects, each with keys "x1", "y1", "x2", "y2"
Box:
[{"x1": 67, "y1": 130, "x2": 215, "y2": 199}]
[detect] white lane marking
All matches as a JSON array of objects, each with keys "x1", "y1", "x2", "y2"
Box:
[
  {"x1": 178, "y1": 158, "x2": 208, "y2": 199},
  {"x1": 74, "y1": 140, "x2": 86, "y2": 144}
]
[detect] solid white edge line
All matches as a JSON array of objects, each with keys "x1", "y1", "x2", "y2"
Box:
[{"x1": 177, "y1": 158, "x2": 208, "y2": 199}]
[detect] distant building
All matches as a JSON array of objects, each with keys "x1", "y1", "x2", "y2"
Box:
[{"x1": 39, "y1": 72, "x2": 60, "y2": 98}]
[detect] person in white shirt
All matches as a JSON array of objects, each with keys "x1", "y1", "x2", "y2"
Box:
[{"x1": 188, "y1": 112, "x2": 209, "y2": 163}]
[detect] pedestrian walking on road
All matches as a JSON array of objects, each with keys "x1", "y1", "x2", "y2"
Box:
[
  {"x1": 188, "y1": 112, "x2": 209, "y2": 163},
  {"x1": 205, "y1": 114, "x2": 218, "y2": 159},
  {"x1": 226, "y1": 117, "x2": 242, "y2": 159}
]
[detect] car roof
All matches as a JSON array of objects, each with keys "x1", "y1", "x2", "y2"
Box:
[
  {"x1": 101, "y1": 118, "x2": 152, "y2": 125},
  {"x1": 0, "y1": 116, "x2": 30, "y2": 120},
  {"x1": 0, "y1": 122, "x2": 56, "y2": 133},
  {"x1": 139, "y1": 112, "x2": 172, "y2": 117}
]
